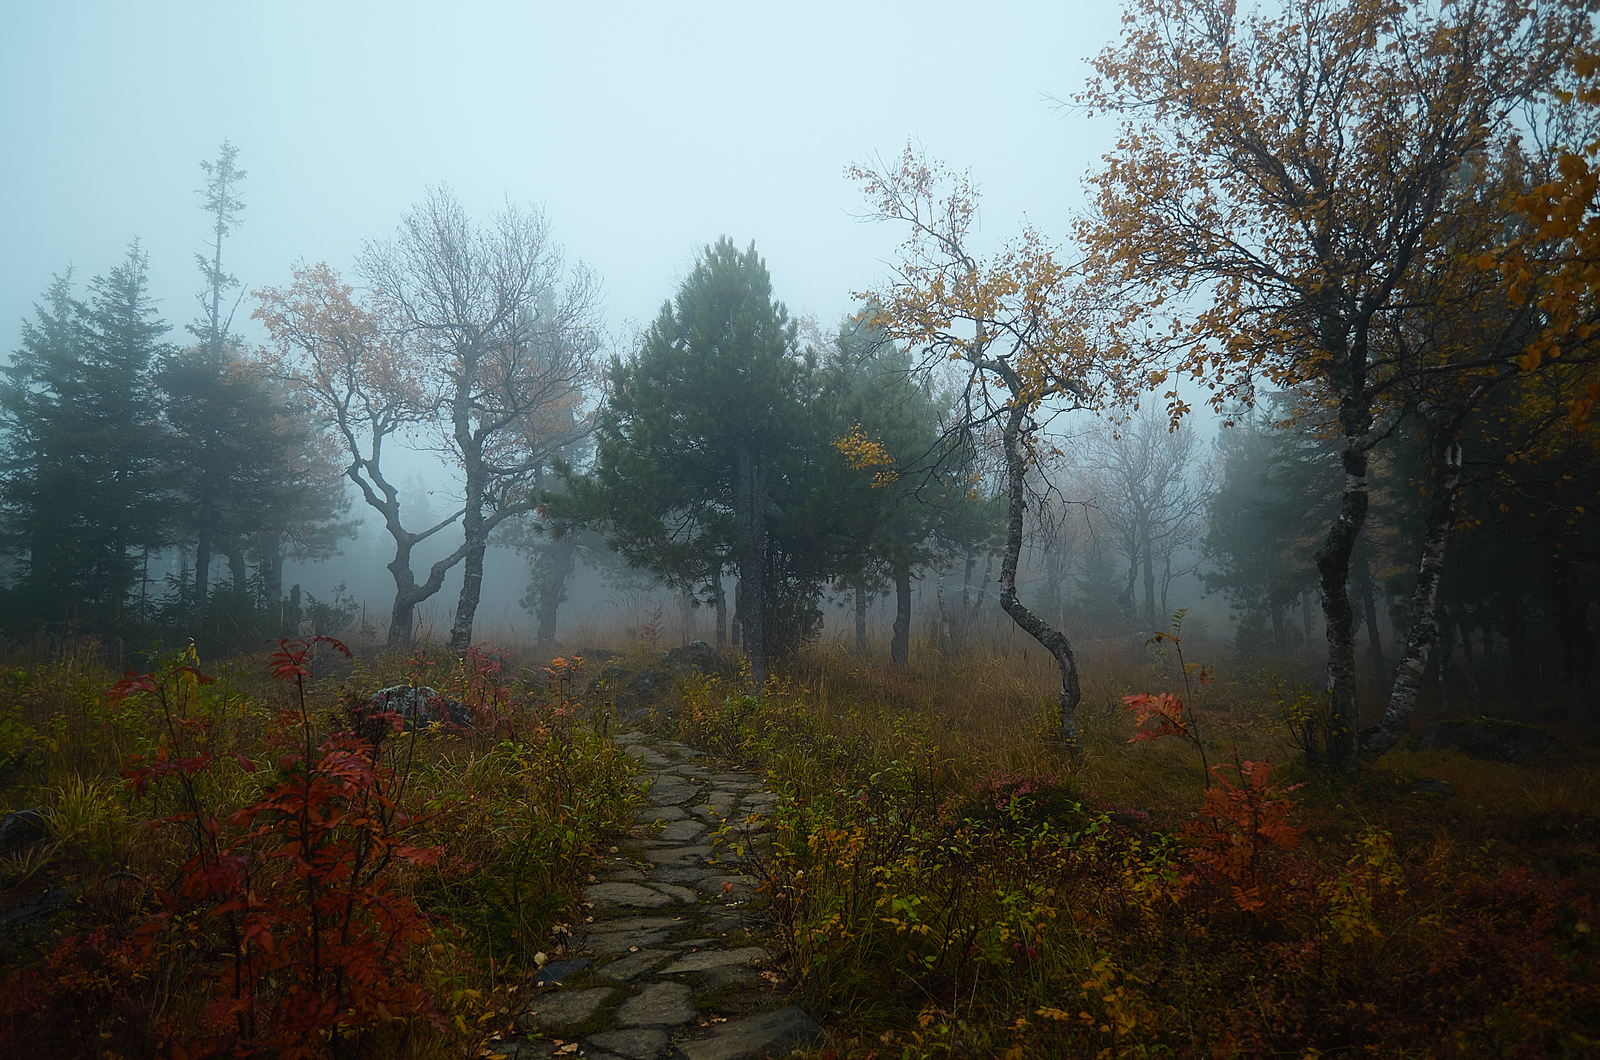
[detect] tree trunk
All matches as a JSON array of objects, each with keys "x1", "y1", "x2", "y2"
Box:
[
  {"x1": 891, "y1": 563, "x2": 911, "y2": 668},
  {"x1": 713, "y1": 571, "x2": 727, "y2": 648},
  {"x1": 735, "y1": 448, "x2": 767, "y2": 683},
  {"x1": 679, "y1": 591, "x2": 696, "y2": 643},
  {"x1": 936, "y1": 572, "x2": 953, "y2": 656},
  {"x1": 449, "y1": 500, "x2": 487, "y2": 650},
  {"x1": 855, "y1": 584, "x2": 868, "y2": 654},
  {"x1": 996, "y1": 397, "x2": 1082, "y2": 746},
  {"x1": 1142, "y1": 533, "x2": 1157, "y2": 630},
  {"x1": 535, "y1": 532, "x2": 577, "y2": 649},
  {"x1": 1314, "y1": 314, "x2": 1373, "y2": 773},
  {"x1": 1363, "y1": 435, "x2": 1461, "y2": 760}
]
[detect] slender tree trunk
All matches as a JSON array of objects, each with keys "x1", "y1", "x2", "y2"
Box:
[
  {"x1": 855, "y1": 584, "x2": 868, "y2": 653},
  {"x1": 1142, "y1": 534, "x2": 1157, "y2": 630},
  {"x1": 735, "y1": 448, "x2": 767, "y2": 683},
  {"x1": 996, "y1": 397, "x2": 1082, "y2": 746},
  {"x1": 936, "y1": 572, "x2": 953, "y2": 656},
  {"x1": 222, "y1": 542, "x2": 248, "y2": 595},
  {"x1": 679, "y1": 591, "x2": 696, "y2": 643},
  {"x1": 1364, "y1": 436, "x2": 1462, "y2": 760},
  {"x1": 713, "y1": 571, "x2": 727, "y2": 648},
  {"x1": 891, "y1": 563, "x2": 911, "y2": 668},
  {"x1": 535, "y1": 532, "x2": 577, "y2": 649},
  {"x1": 450, "y1": 482, "x2": 487, "y2": 650},
  {"x1": 1314, "y1": 316, "x2": 1373, "y2": 773}
]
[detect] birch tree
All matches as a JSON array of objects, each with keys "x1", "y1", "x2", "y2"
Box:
[
  {"x1": 1079, "y1": 0, "x2": 1590, "y2": 770},
  {"x1": 852, "y1": 148, "x2": 1113, "y2": 745}
]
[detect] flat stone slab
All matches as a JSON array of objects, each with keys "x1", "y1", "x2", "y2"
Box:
[
  {"x1": 584, "y1": 1027, "x2": 671, "y2": 1060},
  {"x1": 632, "y1": 805, "x2": 689, "y2": 824},
  {"x1": 678, "y1": 1006, "x2": 823, "y2": 1060},
  {"x1": 519, "y1": 986, "x2": 613, "y2": 1032},
  {"x1": 586, "y1": 882, "x2": 681, "y2": 911},
  {"x1": 615, "y1": 980, "x2": 696, "y2": 1027},
  {"x1": 661, "y1": 946, "x2": 769, "y2": 974},
  {"x1": 642, "y1": 781, "x2": 698, "y2": 806},
  {"x1": 650, "y1": 865, "x2": 718, "y2": 884},
  {"x1": 650, "y1": 881, "x2": 700, "y2": 904},
  {"x1": 625, "y1": 747, "x2": 674, "y2": 767},
  {"x1": 588, "y1": 917, "x2": 683, "y2": 933},
  {"x1": 695, "y1": 874, "x2": 757, "y2": 899},
  {"x1": 585, "y1": 927, "x2": 676, "y2": 954},
  {"x1": 657, "y1": 819, "x2": 709, "y2": 843},
  {"x1": 633, "y1": 843, "x2": 715, "y2": 866},
  {"x1": 597, "y1": 948, "x2": 670, "y2": 980}
]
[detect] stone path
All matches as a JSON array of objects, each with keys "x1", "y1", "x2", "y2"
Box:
[{"x1": 490, "y1": 731, "x2": 821, "y2": 1060}]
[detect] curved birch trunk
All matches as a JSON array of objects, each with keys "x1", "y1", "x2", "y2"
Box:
[
  {"x1": 996, "y1": 398, "x2": 1082, "y2": 746},
  {"x1": 1363, "y1": 434, "x2": 1462, "y2": 760}
]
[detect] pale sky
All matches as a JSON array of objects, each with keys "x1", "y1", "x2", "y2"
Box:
[{"x1": 2, "y1": 1, "x2": 1125, "y2": 356}]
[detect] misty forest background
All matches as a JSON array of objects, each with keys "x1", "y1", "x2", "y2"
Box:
[{"x1": 2, "y1": 136, "x2": 1595, "y2": 727}]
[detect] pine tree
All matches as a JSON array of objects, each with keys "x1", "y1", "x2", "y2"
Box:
[{"x1": 0, "y1": 245, "x2": 171, "y2": 634}]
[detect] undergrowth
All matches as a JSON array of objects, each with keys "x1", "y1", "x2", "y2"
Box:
[
  {"x1": 676, "y1": 626, "x2": 1600, "y2": 1059},
  {"x1": 0, "y1": 638, "x2": 638, "y2": 1059}
]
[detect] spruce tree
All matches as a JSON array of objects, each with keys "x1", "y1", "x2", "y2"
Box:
[{"x1": 0, "y1": 245, "x2": 171, "y2": 634}]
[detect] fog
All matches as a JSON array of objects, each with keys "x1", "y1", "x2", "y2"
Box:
[{"x1": 2, "y1": 1, "x2": 1151, "y2": 644}]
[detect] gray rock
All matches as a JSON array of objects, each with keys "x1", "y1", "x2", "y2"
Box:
[
  {"x1": 642, "y1": 780, "x2": 699, "y2": 807},
  {"x1": 651, "y1": 864, "x2": 719, "y2": 884},
  {"x1": 584, "y1": 1027, "x2": 672, "y2": 1060},
  {"x1": 678, "y1": 1006, "x2": 823, "y2": 1060},
  {"x1": 632, "y1": 805, "x2": 689, "y2": 824},
  {"x1": 519, "y1": 986, "x2": 613, "y2": 1033},
  {"x1": 660, "y1": 946, "x2": 769, "y2": 974},
  {"x1": 597, "y1": 948, "x2": 670, "y2": 981},
  {"x1": 613, "y1": 731, "x2": 650, "y2": 745},
  {"x1": 633, "y1": 843, "x2": 715, "y2": 867},
  {"x1": 657, "y1": 819, "x2": 709, "y2": 843},
  {"x1": 695, "y1": 875, "x2": 757, "y2": 900},
  {"x1": 1412, "y1": 776, "x2": 1456, "y2": 796},
  {"x1": 615, "y1": 980, "x2": 696, "y2": 1027},
  {"x1": 625, "y1": 747, "x2": 674, "y2": 768},
  {"x1": 588, "y1": 916, "x2": 684, "y2": 933},
  {"x1": 586, "y1": 928, "x2": 676, "y2": 955},
  {"x1": 586, "y1": 882, "x2": 682, "y2": 912},
  {"x1": 650, "y1": 881, "x2": 701, "y2": 904}
]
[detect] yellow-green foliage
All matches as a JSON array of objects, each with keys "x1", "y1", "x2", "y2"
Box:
[{"x1": 675, "y1": 639, "x2": 1600, "y2": 1059}]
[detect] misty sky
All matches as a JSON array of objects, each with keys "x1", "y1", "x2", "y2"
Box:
[{"x1": 2, "y1": 1, "x2": 1125, "y2": 359}]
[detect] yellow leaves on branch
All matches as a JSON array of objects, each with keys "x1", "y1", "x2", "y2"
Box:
[{"x1": 834, "y1": 425, "x2": 900, "y2": 487}]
